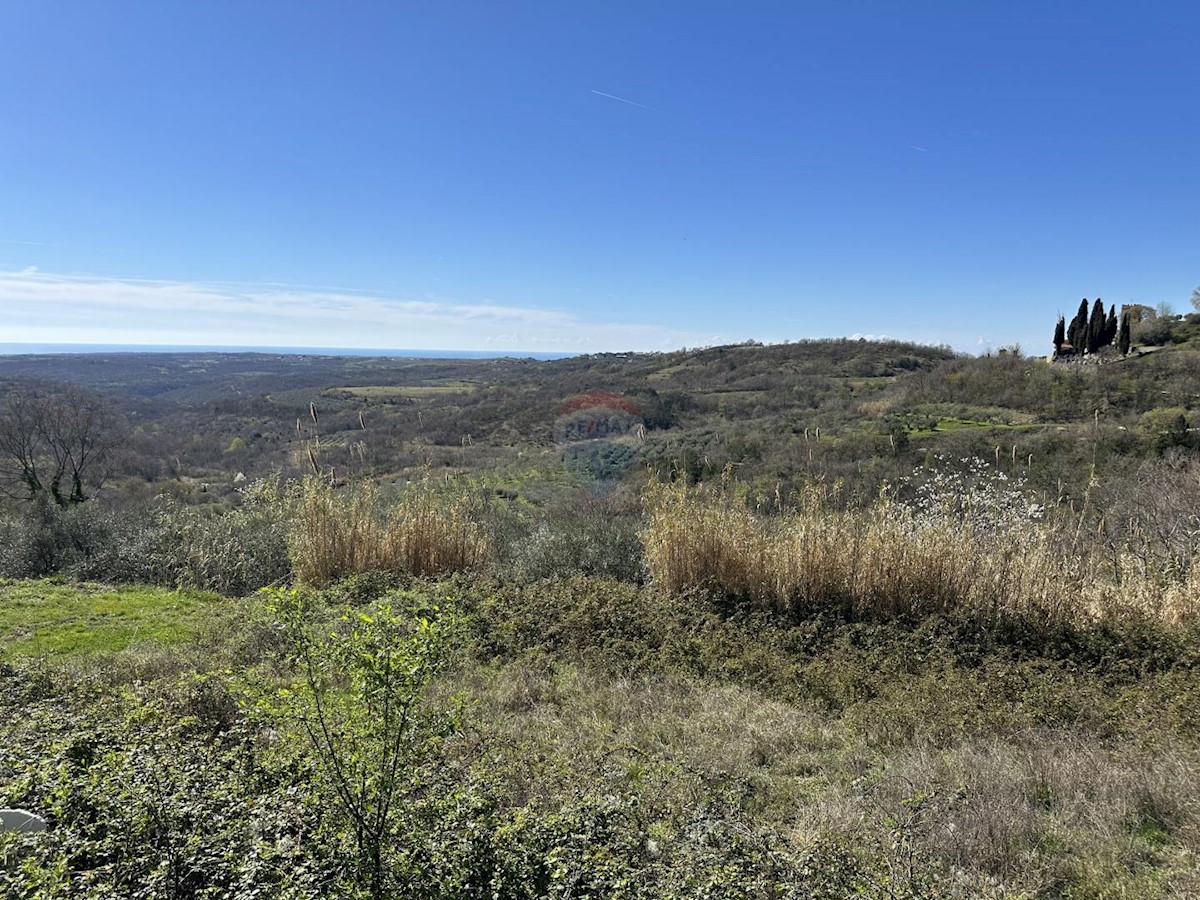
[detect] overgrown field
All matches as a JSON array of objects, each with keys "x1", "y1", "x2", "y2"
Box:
[
  {"x1": 6, "y1": 339, "x2": 1200, "y2": 896},
  {"x1": 4, "y1": 466, "x2": 1200, "y2": 897}
]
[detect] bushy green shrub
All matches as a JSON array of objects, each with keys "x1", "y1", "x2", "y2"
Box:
[
  {"x1": 0, "y1": 478, "x2": 291, "y2": 594},
  {"x1": 1135, "y1": 315, "x2": 1178, "y2": 346},
  {"x1": 151, "y1": 487, "x2": 291, "y2": 595},
  {"x1": 0, "y1": 498, "x2": 156, "y2": 581},
  {"x1": 1138, "y1": 407, "x2": 1195, "y2": 455},
  {"x1": 0, "y1": 673, "x2": 331, "y2": 899},
  {"x1": 512, "y1": 509, "x2": 644, "y2": 583},
  {"x1": 0, "y1": 497, "x2": 84, "y2": 578}
]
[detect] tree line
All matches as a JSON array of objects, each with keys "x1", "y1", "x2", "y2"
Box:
[{"x1": 1053, "y1": 298, "x2": 1131, "y2": 356}]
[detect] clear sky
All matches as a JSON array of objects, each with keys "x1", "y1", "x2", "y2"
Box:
[{"x1": 2, "y1": 1, "x2": 1198, "y2": 354}]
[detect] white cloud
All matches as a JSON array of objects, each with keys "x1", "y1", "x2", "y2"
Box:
[{"x1": 0, "y1": 269, "x2": 719, "y2": 353}]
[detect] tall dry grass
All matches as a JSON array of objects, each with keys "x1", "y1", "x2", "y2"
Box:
[
  {"x1": 290, "y1": 476, "x2": 490, "y2": 585},
  {"x1": 641, "y1": 478, "x2": 1200, "y2": 628}
]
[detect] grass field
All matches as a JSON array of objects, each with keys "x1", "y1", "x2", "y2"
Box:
[
  {"x1": 333, "y1": 382, "x2": 478, "y2": 399},
  {"x1": 0, "y1": 579, "x2": 222, "y2": 657}
]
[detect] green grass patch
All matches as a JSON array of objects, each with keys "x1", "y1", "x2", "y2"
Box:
[
  {"x1": 906, "y1": 416, "x2": 998, "y2": 437},
  {"x1": 0, "y1": 579, "x2": 224, "y2": 658},
  {"x1": 895, "y1": 405, "x2": 1057, "y2": 437},
  {"x1": 695, "y1": 389, "x2": 767, "y2": 401},
  {"x1": 841, "y1": 375, "x2": 898, "y2": 387},
  {"x1": 337, "y1": 382, "x2": 477, "y2": 399},
  {"x1": 907, "y1": 418, "x2": 1061, "y2": 438}
]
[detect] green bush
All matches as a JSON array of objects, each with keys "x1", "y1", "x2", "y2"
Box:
[
  {"x1": 0, "y1": 498, "x2": 156, "y2": 581},
  {"x1": 0, "y1": 675, "x2": 331, "y2": 899},
  {"x1": 511, "y1": 497, "x2": 645, "y2": 583},
  {"x1": 151, "y1": 491, "x2": 291, "y2": 595},
  {"x1": 0, "y1": 479, "x2": 291, "y2": 594},
  {"x1": 1138, "y1": 407, "x2": 1194, "y2": 455}
]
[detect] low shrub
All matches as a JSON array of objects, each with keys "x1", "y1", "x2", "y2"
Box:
[
  {"x1": 0, "y1": 480, "x2": 290, "y2": 595},
  {"x1": 509, "y1": 490, "x2": 644, "y2": 583},
  {"x1": 151, "y1": 484, "x2": 291, "y2": 595}
]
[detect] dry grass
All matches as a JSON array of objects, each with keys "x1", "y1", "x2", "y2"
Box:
[
  {"x1": 290, "y1": 476, "x2": 490, "y2": 585},
  {"x1": 875, "y1": 733, "x2": 1200, "y2": 895},
  {"x1": 446, "y1": 659, "x2": 1200, "y2": 897},
  {"x1": 447, "y1": 660, "x2": 851, "y2": 833},
  {"x1": 641, "y1": 478, "x2": 1200, "y2": 628}
]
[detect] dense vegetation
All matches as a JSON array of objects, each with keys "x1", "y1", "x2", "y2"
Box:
[{"x1": 4, "y1": 336, "x2": 1200, "y2": 897}]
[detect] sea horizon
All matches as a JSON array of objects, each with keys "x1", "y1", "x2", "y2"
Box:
[{"x1": 0, "y1": 342, "x2": 576, "y2": 360}]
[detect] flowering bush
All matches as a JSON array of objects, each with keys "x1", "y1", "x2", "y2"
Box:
[{"x1": 896, "y1": 455, "x2": 1044, "y2": 540}]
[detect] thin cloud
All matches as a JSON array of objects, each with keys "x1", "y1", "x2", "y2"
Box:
[
  {"x1": 590, "y1": 89, "x2": 656, "y2": 111},
  {"x1": 0, "y1": 269, "x2": 713, "y2": 353}
]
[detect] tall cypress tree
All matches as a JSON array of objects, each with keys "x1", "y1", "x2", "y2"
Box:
[
  {"x1": 1053, "y1": 315, "x2": 1065, "y2": 352},
  {"x1": 1118, "y1": 310, "x2": 1132, "y2": 355},
  {"x1": 1087, "y1": 298, "x2": 1106, "y2": 353},
  {"x1": 1069, "y1": 298, "x2": 1089, "y2": 350},
  {"x1": 1105, "y1": 304, "x2": 1118, "y2": 346}
]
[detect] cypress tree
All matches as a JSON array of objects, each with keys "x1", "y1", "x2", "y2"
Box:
[
  {"x1": 1105, "y1": 304, "x2": 1118, "y2": 346},
  {"x1": 1053, "y1": 315, "x2": 1065, "y2": 352},
  {"x1": 1118, "y1": 310, "x2": 1132, "y2": 355},
  {"x1": 1069, "y1": 298, "x2": 1089, "y2": 350},
  {"x1": 1087, "y1": 298, "x2": 1106, "y2": 353}
]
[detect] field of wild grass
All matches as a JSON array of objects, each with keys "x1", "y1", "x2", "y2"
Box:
[
  {"x1": 642, "y1": 469, "x2": 1200, "y2": 629},
  {"x1": 4, "y1": 462, "x2": 1200, "y2": 897}
]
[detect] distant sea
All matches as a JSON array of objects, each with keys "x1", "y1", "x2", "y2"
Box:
[{"x1": 0, "y1": 343, "x2": 574, "y2": 360}]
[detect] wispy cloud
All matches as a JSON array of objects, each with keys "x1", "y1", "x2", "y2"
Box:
[
  {"x1": 590, "y1": 89, "x2": 656, "y2": 111},
  {"x1": 0, "y1": 269, "x2": 716, "y2": 352}
]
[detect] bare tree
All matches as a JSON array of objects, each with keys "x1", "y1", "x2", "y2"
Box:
[{"x1": 0, "y1": 382, "x2": 123, "y2": 505}]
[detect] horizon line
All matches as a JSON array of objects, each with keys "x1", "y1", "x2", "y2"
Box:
[{"x1": 0, "y1": 341, "x2": 578, "y2": 360}]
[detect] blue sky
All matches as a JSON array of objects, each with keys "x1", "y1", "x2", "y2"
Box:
[{"x1": 2, "y1": 1, "x2": 1198, "y2": 354}]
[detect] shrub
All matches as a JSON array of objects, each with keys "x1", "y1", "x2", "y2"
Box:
[
  {"x1": 1138, "y1": 407, "x2": 1194, "y2": 455},
  {"x1": 265, "y1": 587, "x2": 461, "y2": 899},
  {"x1": 0, "y1": 676, "x2": 331, "y2": 899},
  {"x1": 0, "y1": 498, "x2": 160, "y2": 582},
  {"x1": 510, "y1": 490, "x2": 644, "y2": 583},
  {"x1": 150, "y1": 478, "x2": 292, "y2": 595},
  {"x1": 0, "y1": 479, "x2": 291, "y2": 594},
  {"x1": 0, "y1": 497, "x2": 93, "y2": 579}
]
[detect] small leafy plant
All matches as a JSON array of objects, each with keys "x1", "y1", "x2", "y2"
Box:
[{"x1": 264, "y1": 587, "x2": 460, "y2": 899}]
